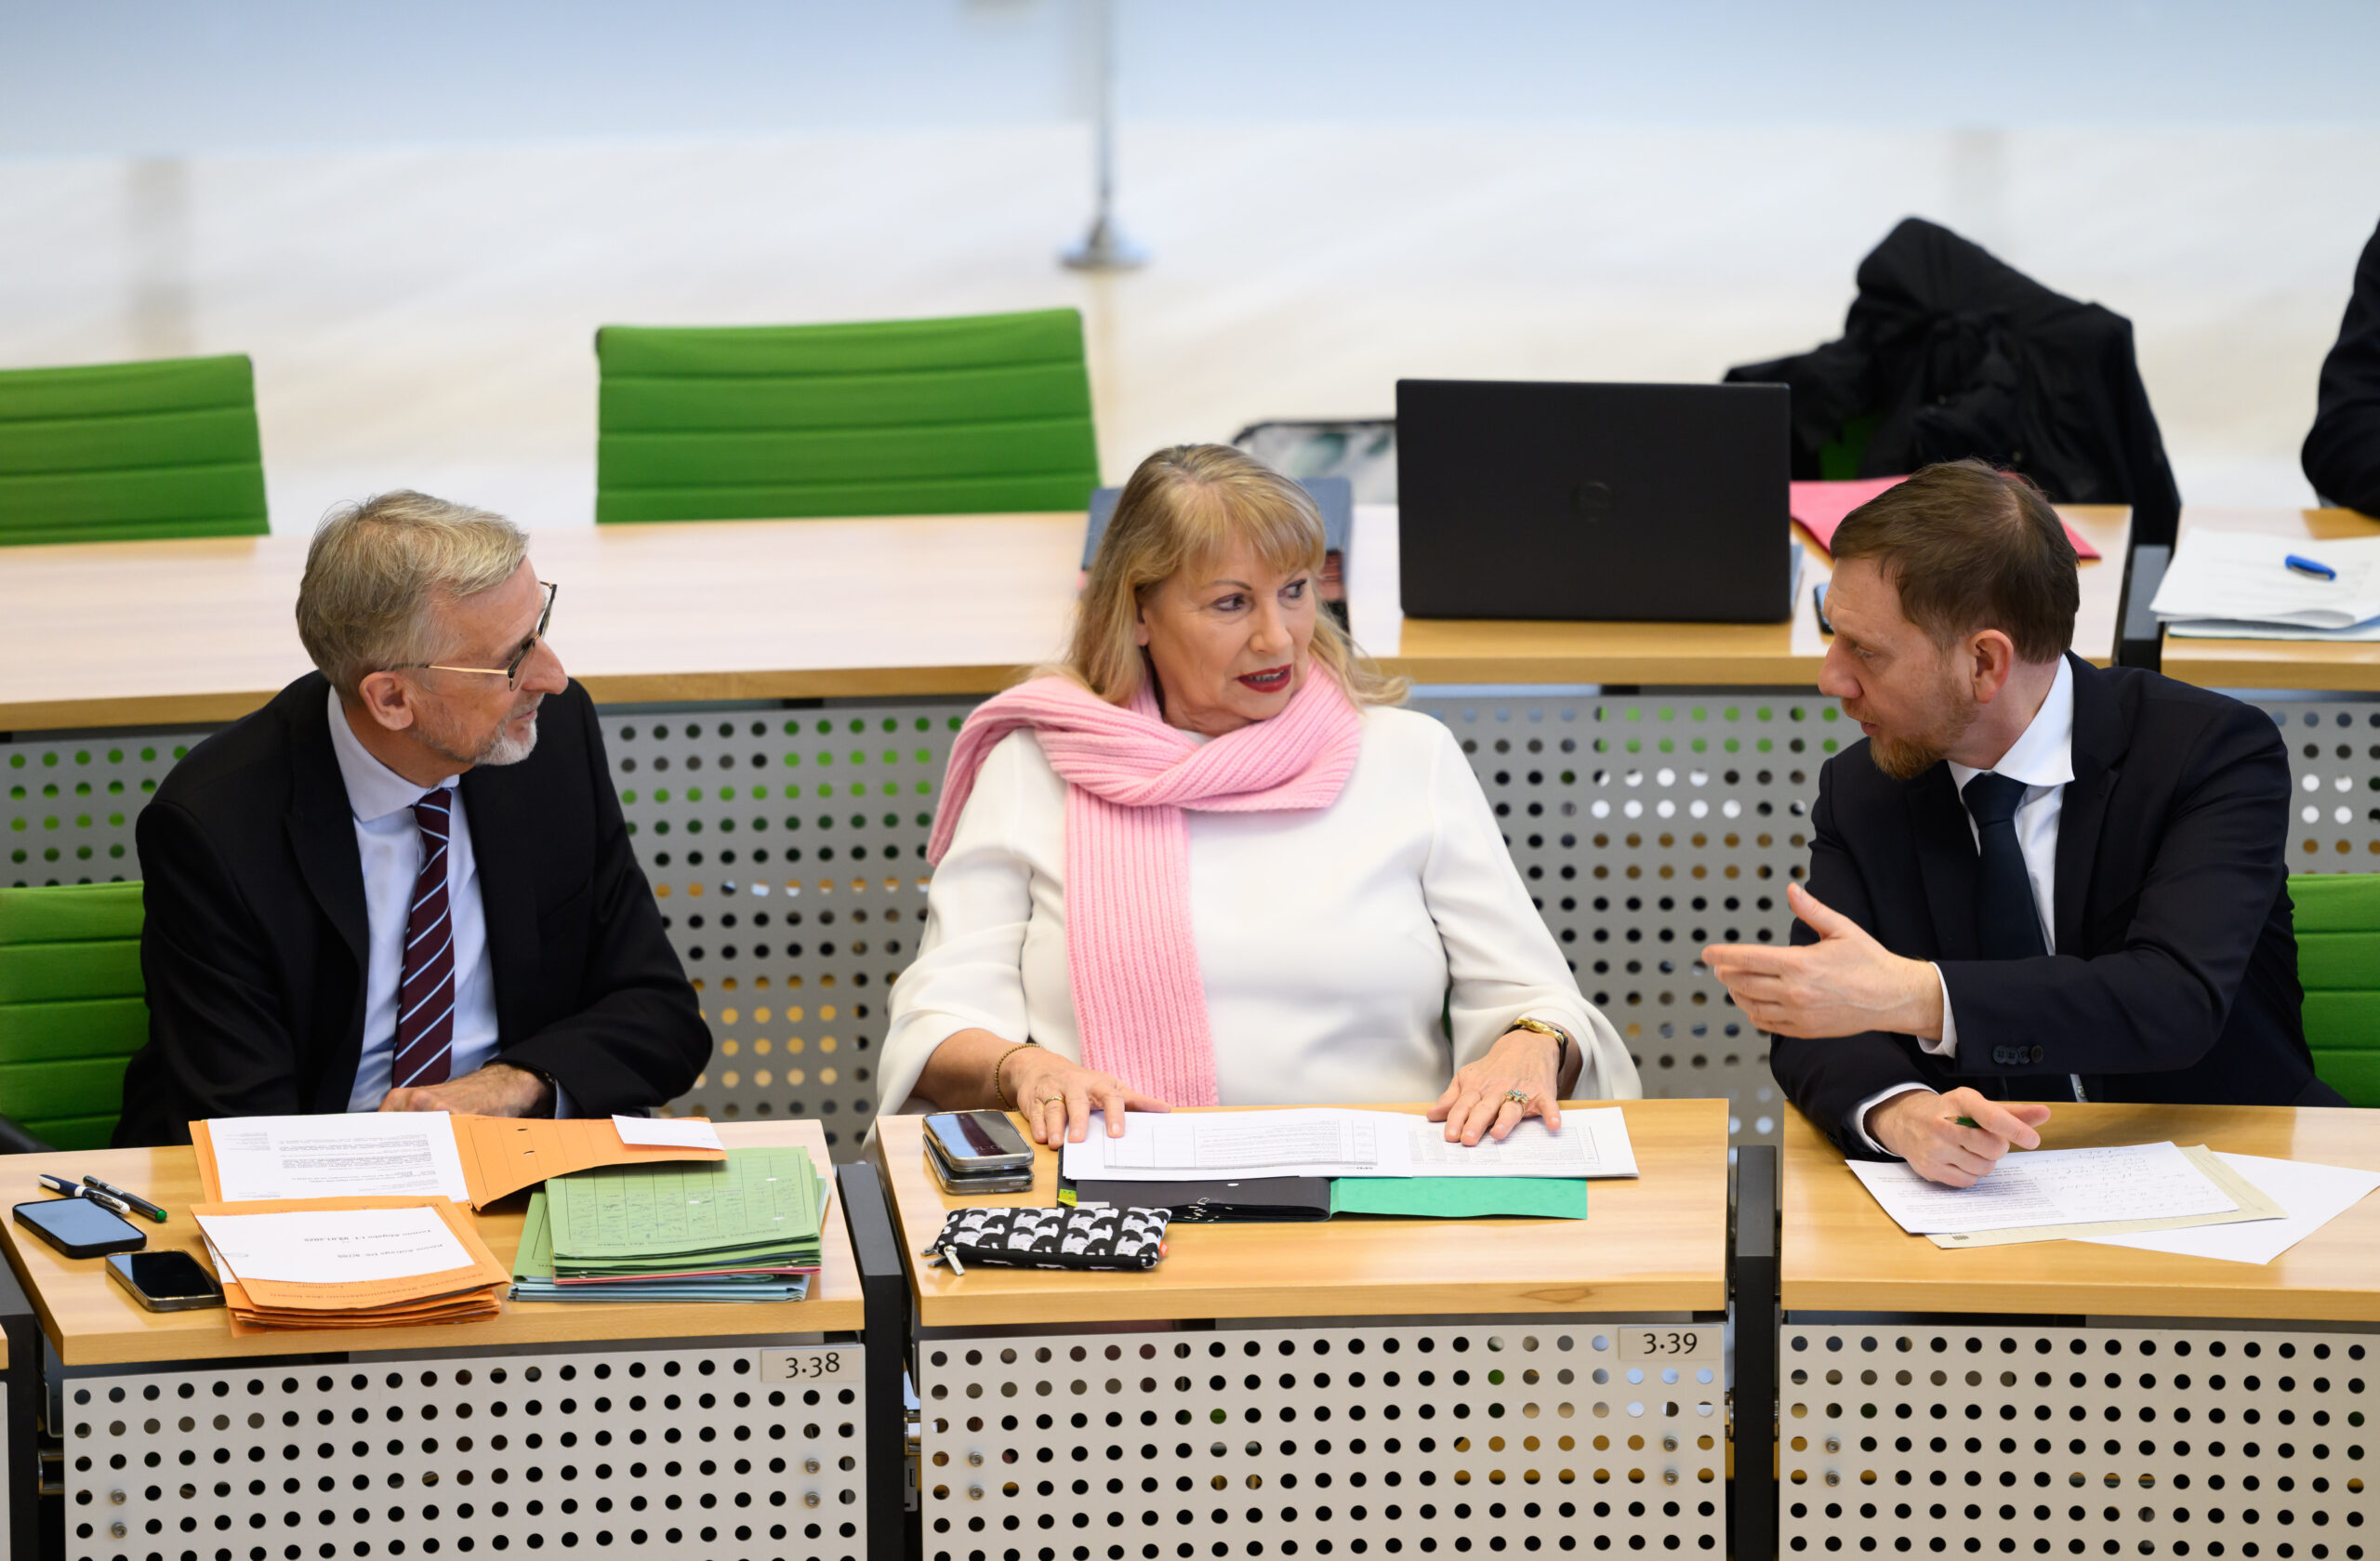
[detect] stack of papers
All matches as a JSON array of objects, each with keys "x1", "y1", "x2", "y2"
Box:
[
  {"x1": 1061, "y1": 1106, "x2": 1636, "y2": 1183},
  {"x1": 2152, "y1": 529, "x2": 2380, "y2": 641},
  {"x1": 509, "y1": 1147, "x2": 826, "y2": 1303},
  {"x1": 192, "y1": 1197, "x2": 510, "y2": 1331},
  {"x1": 1849, "y1": 1141, "x2": 2380, "y2": 1263}
]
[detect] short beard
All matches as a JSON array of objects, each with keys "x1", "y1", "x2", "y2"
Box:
[
  {"x1": 1861, "y1": 671, "x2": 1979, "y2": 782},
  {"x1": 417, "y1": 699, "x2": 541, "y2": 771}
]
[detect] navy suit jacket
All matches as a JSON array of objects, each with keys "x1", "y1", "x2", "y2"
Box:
[
  {"x1": 115, "y1": 674, "x2": 709, "y2": 1145},
  {"x1": 1770, "y1": 655, "x2": 2337, "y2": 1157}
]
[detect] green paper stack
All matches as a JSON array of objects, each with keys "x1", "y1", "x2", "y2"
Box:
[{"x1": 510, "y1": 1147, "x2": 825, "y2": 1303}]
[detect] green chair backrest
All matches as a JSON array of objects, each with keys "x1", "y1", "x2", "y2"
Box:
[
  {"x1": 0, "y1": 354, "x2": 269, "y2": 547},
  {"x1": 595, "y1": 309, "x2": 1100, "y2": 523},
  {"x1": 0, "y1": 882, "x2": 146, "y2": 1148},
  {"x1": 2292, "y1": 872, "x2": 2380, "y2": 1106}
]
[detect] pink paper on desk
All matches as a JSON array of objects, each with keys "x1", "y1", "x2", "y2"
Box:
[{"x1": 1791, "y1": 477, "x2": 2101, "y2": 560}]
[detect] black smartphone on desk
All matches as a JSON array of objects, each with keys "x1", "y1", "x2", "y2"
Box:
[
  {"x1": 14, "y1": 1197, "x2": 146, "y2": 1258},
  {"x1": 924, "y1": 1109, "x2": 1037, "y2": 1195},
  {"x1": 107, "y1": 1250, "x2": 225, "y2": 1311}
]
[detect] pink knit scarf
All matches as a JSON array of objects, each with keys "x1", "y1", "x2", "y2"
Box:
[{"x1": 927, "y1": 671, "x2": 1363, "y2": 1105}]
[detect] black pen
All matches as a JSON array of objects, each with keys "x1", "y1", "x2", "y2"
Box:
[{"x1": 83, "y1": 1175, "x2": 167, "y2": 1224}]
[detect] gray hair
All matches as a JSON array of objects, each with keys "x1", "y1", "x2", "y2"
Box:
[{"x1": 296, "y1": 491, "x2": 528, "y2": 700}]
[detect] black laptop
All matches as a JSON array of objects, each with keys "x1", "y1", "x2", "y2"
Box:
[{"x1": 1395, "y1": 379, "x2": 1793, "y2": 622}]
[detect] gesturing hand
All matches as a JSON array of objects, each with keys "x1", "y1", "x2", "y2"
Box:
[
  {"x1": 1867, "y1": 1086, "x2": 2052, "y2": 1187},
  {"x1": 1004, "y1": 1048, "x2": 1170, "y2": 1146},
  {"x1": 1701, "y1": 881, "x2": 1945, "y2": 1039},
  {"x1": 1429, "y1": 1027, "x2": 1565, "y2": 1146}
]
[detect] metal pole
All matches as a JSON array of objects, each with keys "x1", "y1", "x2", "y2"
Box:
[{"x1": 1062, "y1": 0, "x2": 1144, "y2": 271}]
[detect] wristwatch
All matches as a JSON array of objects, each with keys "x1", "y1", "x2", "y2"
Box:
[{"x1": 1506, "y1": 1017, "x2": 1574, "y2": 1078}]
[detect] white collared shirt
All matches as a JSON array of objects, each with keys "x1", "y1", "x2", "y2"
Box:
[
  {"x1": 325, "y1": 688, "x2": 502, "y2": 1109},
  {"x1": 1850, "y1": 657, "x2": 2078, "y2": 1150}
]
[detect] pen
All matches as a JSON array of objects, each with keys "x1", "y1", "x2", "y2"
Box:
[
  {"x1": 37, "y1": 1175, "x2": 132, "y2": 1216},
  {"x1": 1951, "y1": 1117, "x2": 1982, "y2": 1130},
  {"x1": 83, "y1": 1175, "x2": 167, "y2": 1224},
  {"x1": 2285, "y1": 554, "x2": 2337, "y2": 581}
]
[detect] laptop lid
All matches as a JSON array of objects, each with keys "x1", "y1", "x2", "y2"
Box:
[{"x1": 1395, "y1": 379, "x2": 1792, "y2": 623}]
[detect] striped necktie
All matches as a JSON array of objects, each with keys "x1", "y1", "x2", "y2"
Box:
[{"x1": 392, "y1": 788, "x2": 456, "y2": 1090}]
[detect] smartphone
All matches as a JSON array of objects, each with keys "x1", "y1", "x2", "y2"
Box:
[
  {"x1": 107, "y1": 1250, "x2": 225, "y2": 1312},
  {"x1": 924, "y1": 1109, "x2": 1034, "y2": 1172},
  {"x1": 14, "y1": 1197, "x2": 146, "y2": 1259},
  {"x1": 924, "y1": 1136, "x2": 1035, "y2": 1196}
]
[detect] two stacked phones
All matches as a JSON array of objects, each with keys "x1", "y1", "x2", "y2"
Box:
[{"x1": 923, "y1": 1110, "x2": 1035, "y2": 1194}]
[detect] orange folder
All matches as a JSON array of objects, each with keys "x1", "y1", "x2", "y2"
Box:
[
  {"x1": 192, "y1": 1115, "x2": 727, "y2": 1210},
  {"x1": 191, "y1": 1196, "x2": 510, "y2": 1334}
]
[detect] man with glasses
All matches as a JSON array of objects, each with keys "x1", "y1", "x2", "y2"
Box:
[{"x1": 114, "y1": 491, "x2": 708, "y2": 1144}]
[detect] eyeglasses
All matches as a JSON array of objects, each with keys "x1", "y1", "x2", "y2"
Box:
[{"x1": 407, "y1": 580, "x2": 558, "y2": 691}]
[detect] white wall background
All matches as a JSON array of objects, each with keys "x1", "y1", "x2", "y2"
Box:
[{"x1": 3, "y1": 0, "x2": 2375, "y2": 529}]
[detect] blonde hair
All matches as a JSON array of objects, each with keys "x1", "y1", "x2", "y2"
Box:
[
  {"x1": 296, "y1": 490, "x2": 528, "y2": 700},
  {"x1": 1053, "y1": 443, "x2": 1406, "y2": 709}
]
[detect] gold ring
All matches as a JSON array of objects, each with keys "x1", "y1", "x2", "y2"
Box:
[
  {"x1": 1039, "y1": 1096, "x2": 1065, "y2": 1107},
  {"x1": 1503, "y1": 1089, "x2": 1530, "y2": 1105}
]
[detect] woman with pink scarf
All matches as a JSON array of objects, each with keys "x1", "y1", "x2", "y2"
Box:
[{"x1": 879, "y1": 443, "x2": 1637, "y2": 1148}]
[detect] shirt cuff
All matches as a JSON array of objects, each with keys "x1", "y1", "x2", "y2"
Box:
[
  {"x1": 1847, "y1": 1083, "x2": 1937, "y2": 1156},
  {"x1": 1922, "y1": 964, "x2": 1959, "y2": 1058},
  {"x1": 551, "y1": 1081, "x2": 575, "y2": 1119}
]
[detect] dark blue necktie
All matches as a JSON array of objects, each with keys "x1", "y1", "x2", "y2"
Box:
[{"x1": 1960, "y1": 771, "x2": 2045, "y2": 960}]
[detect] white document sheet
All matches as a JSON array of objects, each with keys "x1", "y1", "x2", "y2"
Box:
[
  {"x1": 2149, "y1": 530, "x2": 2380, "y2": 629},
  {"x1": 614, "y1": 1114, "x2": 725, "y2": 1150},
  {"x1": 195, "y1": 1206, "x2": 471, "y2": 1285},
  {"x1": 1847, "y1": 1142, "x2": 2237, "y2": 1236},
  {"x1": 1061, "y1": 1106, "x2": 1635, "y2": 1182},
  {"x1": 2078, "y1": 1152, "x2": 2380, "y2": 1265},
  {"x1": 203, "y1": 1112, "x2": 470, "y2": 1203}
]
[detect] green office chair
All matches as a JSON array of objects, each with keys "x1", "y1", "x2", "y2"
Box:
[
  {"x1": 2291, "y1": 872, "x2": 2380, "y2": 1106},
  {"x1": 0, "y1": 882, "x2": 147, "y2": 1150},
  {"x1": 595, "y1": 308, "x2": 1100, "y2": 523},
  {"x1": 0, "y1": 354, "x2": 269, "y2": 547}
]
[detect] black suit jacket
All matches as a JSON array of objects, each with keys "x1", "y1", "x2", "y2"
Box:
[
  {"x1": 2303, "y1": 212, "x2": 2380, "y2": 517},
  {"x1": 115, "y1": 673, "x2": 709, "y2": 1145},
  {"x1": 1770, "y1": 655, "x2": 2337, "y2": 1157}
]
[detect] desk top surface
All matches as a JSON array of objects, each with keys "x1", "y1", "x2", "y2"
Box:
[
  {"x1": 1781, "y1": 1104, "x2": 2380, "y2": 1320},
  {"x1": 877, "y1": 1100, "x2": 1730, "y2": 1329},
  {"x1": 2159, "y1": 507, "x2": 2380, "y2": 692},
  {"x1": 0, "y1": 1119, "x2": 865, "y2": 1366},
  {"x1": 0, "y1": 505, "x2": 2132, "y2": 732}
]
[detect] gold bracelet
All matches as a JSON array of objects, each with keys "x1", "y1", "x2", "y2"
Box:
[
  {"x1": 1507, "y1": 1017, "x2": 1573, "y2": 1078},
  {"x1": 991, "y1": 1041, "x2": 1038, "y2": 1111}
]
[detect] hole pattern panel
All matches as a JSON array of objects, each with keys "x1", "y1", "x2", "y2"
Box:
[
  {"x1": 1778, "y1": 1323, "x2": 2377, "y2": 1558},
  {"x1": 2, "y1": 734, "x2": 190, "y2": 884},
  {"x1": 1408, "y1": 694, "x2": 1830, "y2": 1149},
  {"x1": 918, "y1": 1322, "x2": 1725, "y2": 1559},
  {"x1": 2254, "y1": 697, "x2": 2380, "y2": 866},
  {"x1": 606, "y1": 704, "x2": 962, "y2": 1152},
  {"x1": 62, "y1": 1343, "x2": 866, "y2": 1561}
]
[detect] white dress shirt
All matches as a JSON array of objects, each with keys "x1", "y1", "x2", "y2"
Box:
[
  {"x1": 325, "y1": 689, "x2": 502, "y2": 1110},
  {"x1": 879, "y1": 705, "x2": 1640, "y2": 1116},
  {"x1": 1851, "y1": 657, "x2": 2077, "y2": 1151}
]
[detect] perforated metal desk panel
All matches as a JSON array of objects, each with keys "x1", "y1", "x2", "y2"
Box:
[
  {"x1": 0, "y1": 1121, "x2": 870, "y2": 1561},
  {"x1": 879, "y1": 1102, "x2": 1730, "y2": 1559},
  {"x1": 1778, "y1": 1105, "x2": 2380, "y2": 1561}
]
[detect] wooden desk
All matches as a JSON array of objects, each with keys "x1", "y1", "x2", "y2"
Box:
[
  {"x1": 879, "y1": 1100, "x2": 1727, "y2": 1329},
  {"x1": 0, "y1": 1118, "x2": 862, "y2": 1366},
  {"x1": 2159, "y1": 506, "x2": 2380, "y2": 691},
  {"x1": 884, "y1": 1101, "x2": 1733, "y2": 1561},
  {"x1": 1782, "y1": 1103, "x2": 2380, "y2": 1321},
  {"x1": 1778, "y1": 1104, "x2": 2380, "y2": 1559},
  {"x1": 23, "y1": 1119, "x2": 883, "y2": 1561},
  {"x1": 0, "y1": 505, "x2": 2132, "y2": 733}
]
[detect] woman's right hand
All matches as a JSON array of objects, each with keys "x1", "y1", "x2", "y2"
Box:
[{"x1": 1005, "y1": 1047, "x2": 1171, "y2": 1145}]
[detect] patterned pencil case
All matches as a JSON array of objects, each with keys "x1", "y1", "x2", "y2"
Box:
[{"x1": 924, "y1": 1205, "x2": 1170, "y2": 1275}]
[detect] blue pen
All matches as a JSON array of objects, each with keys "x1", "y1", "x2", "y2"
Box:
[{"x1": 2285, "y1": 554, "x2": 2337, "y2": 581}]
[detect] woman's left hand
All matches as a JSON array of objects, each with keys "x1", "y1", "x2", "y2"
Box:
[{"x1": 1428, "y1": 1028, "x2": 1565, "y2": 1145}]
